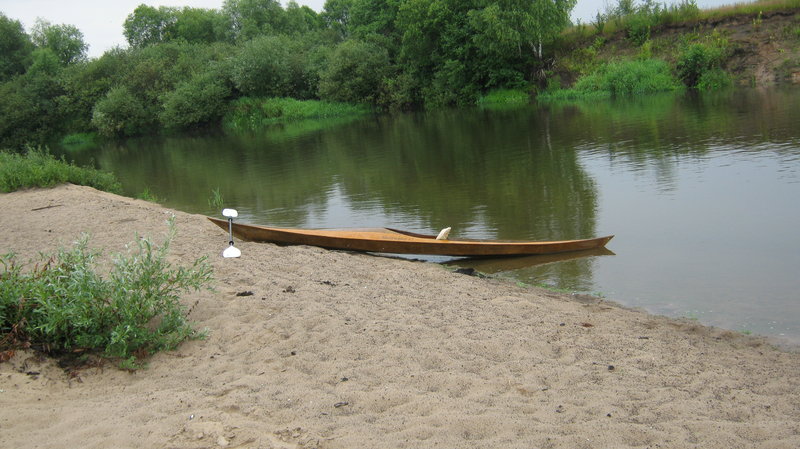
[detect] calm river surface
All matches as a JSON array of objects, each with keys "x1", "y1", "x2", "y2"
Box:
[{"x1": 58, "y1": 88, "x2": 800, "y2": 345}]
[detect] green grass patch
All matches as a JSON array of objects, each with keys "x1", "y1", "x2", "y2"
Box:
[
  {"x1": 539, "y1": 59, "x2": 681, "y2": 101},
  {"x1": 676, "y1": 32, "x2": 731, "y2": 88},
  {"x1": 562, "y1": 0, "x2": 800, "y2": 45},
  {"x1": 0, "y1": 148, "x2": 122, "y2": 194},
  {"x1": 136, "y1": 187, "x2": 163, "y2": 203},
  {"x1": 0, "y1": 219, "x2": 212, "y2": 368},
  {"x1": 477, "y1": 88, "x2": 530, "y2": 107},
  {"x1": 223, "y1": 97, "x2": 371, "y2": 131},
  {"x1": 208, "y1": 187, "x2": 225, "y2": 211},
  {"x1": 697, "y1": 68, "x2": 734, "y2": 90},
  {"x1": 60, "y1": 133, "x2": 100, "y2": 152}
]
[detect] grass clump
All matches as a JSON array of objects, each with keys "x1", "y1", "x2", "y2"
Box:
[
  {"x1": 477, "y1": 88, "x2": 530, "y2": 106},
  {"x1": 0, "y1": 148, "x2": 122, "y2": 194},
  {"x1": 676, "y1": 34, "x2": 732, "y2": 88},
  {"x1": 0, "y1": 219, "x2": 212, "y2": 367},
  {"x1": 563, "y1": 0, "x2": 800, "y2": 46},
  {"x1": 208, "y1": 187, "x2": 225, "y2": 211},
  {"x1": 564, "y1": 0, "x2": 701, "y2": 43},
  {"x1": 539, "y1": 59, "x2": 680, "y2": 101},
  {"x1": 60, "y1": 133, "x2": 100, "y2": 152},
  {"x1": 224, "y1": 97, "x2": 371, "y2": 131},
  {"x1": 136, "y1": 187, "x2": 163, "y2": 203}
]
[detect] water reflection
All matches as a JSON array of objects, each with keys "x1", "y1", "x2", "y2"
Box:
[
  {"x1": 57, "y1": 87, "x2": 800, "y2": 344},
  {"x1": 78, "y1": 106, "x2": 601, "y2": 244}
]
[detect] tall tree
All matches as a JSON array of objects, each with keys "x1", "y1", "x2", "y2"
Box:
[
  {"x1": 284, "y1": 1, "x2": 322, "y2": 35},
  {"x1": 396, "y1": 0, "x2": 485, "y2": 105},
  {"x1": 30, "y1": 19, "x2": 88, "y2": 65},
  {"x1": 0, "y1": 13, "x2": 34, "y2": 81},
  {"x1": 223, "y1": 0, "x2": 286, "y2": 41},
  {"x1": 349, "y1": 0, "x2": 400, "y2": 39},
  {"x1": 321, "y1": 0, "x2": 353, "y2": 39},
  {"x1": 318, "y1": 39, "x2": 389, "y2": 104},
  {"x1": 123, "y1": 5, "x2": 178, "y2": 48},
  {"x1": 469, "y1": 0, "x2": 576, "y2": 60},
  {"x1": 229, "y1": 35, "x2": 294, "y2": 97},
  {"x1": 172, "y1": 8, "x2": 229, "y2": 44}
]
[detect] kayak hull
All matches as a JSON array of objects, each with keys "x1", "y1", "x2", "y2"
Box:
[{"x1": 208, "y1": 217, "x2": 613, "y2": 257}]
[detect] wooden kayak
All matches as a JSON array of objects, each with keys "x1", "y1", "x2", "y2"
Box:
[{"x1": 208, "y1": 217, "x2": 613, "y2": 257}]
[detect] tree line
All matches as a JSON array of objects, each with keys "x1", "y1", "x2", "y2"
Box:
[{"x1": 0, "y1": 0, "x2": 576, "y2": 148}]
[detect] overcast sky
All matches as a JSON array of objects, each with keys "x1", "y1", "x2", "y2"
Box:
[{"x1": 0, "y1": 0, "x2": 742, "y2": 58}]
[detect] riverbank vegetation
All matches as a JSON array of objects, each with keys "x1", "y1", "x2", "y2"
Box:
[
  {"x1": 1, "y1": 0, "x2": 798, "y2": 149},
  {"x1": 0, "y1": 150, "x2": 210, "y2": 368},
  {"x1": 554, "y1": 0, "x2": 799, "y2": 93},
  {"x1": 0, "y1": 148, "x2": 121, "y2": 193},
  {"x1": 0, "y1": 218, "x2": 212, "y2": 368},
  {"x1": 540, "y1": 58, "x2": 682, "y2": 100},
  {"x1": 223, "y1": 97, "x2": 371, "y2": 131},
  {"x1": 0, "y1": 0, "x2": 576, "y2": 148},
  {"x1": 477, "y1": 88, "x2": 532, "y2": 106}
]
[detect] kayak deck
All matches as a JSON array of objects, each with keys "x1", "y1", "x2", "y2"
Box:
[{"x1": 208, "y1": 217, "x2": 613, "y2": 257}]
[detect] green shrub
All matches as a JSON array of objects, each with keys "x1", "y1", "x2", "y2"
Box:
[
  {"x1": 697, "y1": 67, "x2": 733, "y2": 90},
  {"x1": 160, "y1": 72, "x2": 232, "y2": 130},
  {"x1": 230, "y1": 35, "x2": 294, "y2": 97},
  {"x1": 0, "y1": 219, "x2": 211, "y2": 366},
  {"x1": 676, "y1": 39, "x2": 729, "y2": 88},
  {"x1": 318, "y1": 39, "x2": 390, "y2": 104},
  {"x1": 638, "y1": 40, "x2": 653, "y2": 60},
  {"x1": 223, "y1": 97, "x2": 370, "y2": 131},
  {"x1": 477, "y1": 88, "x2": 530, "y2": 106},
  {"x1": 0, "y1": 13, "x2": 34, "y2": 82},
  {"x1": 60, "y1": 132, "x2": 97, "y2": 146},
  {"x1": 208, "y1": 187, "x2": 224, "y2": 211},
  {"x1": 540, "y1": 59, "x2": 680, "y2": 101},
  {"x1": 602, "y1": 59, "x2": 679, "y2": 94},
  {"x1": 60, "y1": 132, "x2": 99, "y2": 152},
  {"x1": 91, "y1": 86, "x2": 152, "y2": 137},
  {"x1": 0, "y1": 49, "x2": 67, "y2": 149},
  {"x1": 136, "y1": 186, "x2": 162, "y2": 203},
  {"x1": 594, "y1": 11, "x2": 607, "y2": 34},
  {"x1": 625, "y1": 12, "x2": 654, "y2": 46},
  {"x1": 668, "y1": 0, "x2": 700, "y2": 22},
  {"x1": 0, "y1": 148, "x2": 121, "y2": 193}
]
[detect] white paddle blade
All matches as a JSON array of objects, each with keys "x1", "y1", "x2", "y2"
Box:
[
  {"x1": 222, "y1": 208, "x2": 238, "y2": 218},
  {"x1": 223, "y1": 245, "x2": 241, "y2": 258}
]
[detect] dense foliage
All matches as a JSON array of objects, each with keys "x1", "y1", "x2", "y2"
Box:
[
  {"x1": 0, "y1": 0, "x2": 578, "y2": 148},
  {"x1": 0, "y1": 148, "x2": 122, "y2": 193},
  {"x1": 224, "y1": 97, "x2": 370, "y2": 131},
  {"x1": 1, "y1": 0, "x2": 776, "y2": 148},
  {"x1": 0, "y1": 219, "x2": 212, "y2": 367},
  {"x1": 676, "y1": 33, "x2": 732, "y2": 89},
  {"x1": 540, "y1": 59, "x2": 681, "y2": 100}
]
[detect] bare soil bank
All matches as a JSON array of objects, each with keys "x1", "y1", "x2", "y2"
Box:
[
  {"x1": 1, "y1": 184, "x2": 799, "y2": 448},
  {"x1": 562, "y1": 8, "x2": 800, "y2": 87}
]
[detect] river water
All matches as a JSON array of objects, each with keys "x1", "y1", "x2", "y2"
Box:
[{"x1": 57, "y1": 88, "x2": 800, "y2": 345}]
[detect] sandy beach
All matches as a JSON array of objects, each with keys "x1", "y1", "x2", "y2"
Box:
[{"x1": 1, "y1": 184, "x2": 799, "y2": 448}]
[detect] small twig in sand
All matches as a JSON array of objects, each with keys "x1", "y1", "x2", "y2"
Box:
[{"x1": 31, "y1": 204, "x2": 63, "y2": 211}]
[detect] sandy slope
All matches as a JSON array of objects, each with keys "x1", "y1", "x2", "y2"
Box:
[{"x1": 1, "y1": 184, "x2": 799, "y2": 448}]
